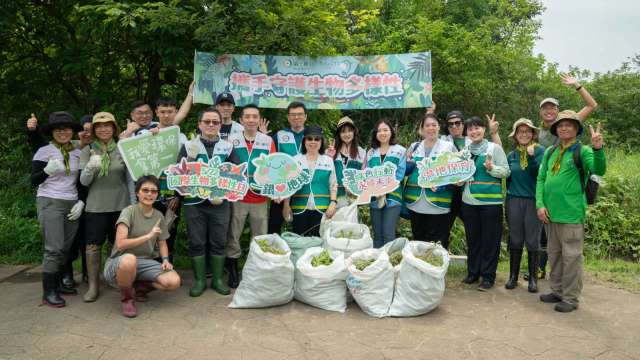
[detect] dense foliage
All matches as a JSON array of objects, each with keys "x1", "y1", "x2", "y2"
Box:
[{"x1": 1, "y1": 0, "x2": 638, "y2": 263}]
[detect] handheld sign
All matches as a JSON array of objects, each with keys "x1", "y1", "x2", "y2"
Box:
[
  {"x1": 165, "y1": 157, "x2": 249, "y2": 202},
  {"x1": 118, "y1": 126, "x2": 180, "y2": 180},
  {"x1": 342, "y1": 162, "x2": 399, "y2": 205},
  {"x1": 417, "y1": 150, "x2": 476, "y2": 188},
  {"x1": 251, "y1": 153, "x2": 311, "y2": 199}
]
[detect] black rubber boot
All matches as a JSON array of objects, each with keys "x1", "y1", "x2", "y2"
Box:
[
  {"x1": 528, "y1": 250, "x2": 539, "y2": 293},
  {"x1": 42, "y1": 272, "x2": 65, "y2": 308},
  {"x1": 225, "y1": 257, "x2": 240, "y2": 289},
  {"x1": 62, "y1": 260, "x2": 76, "y2": 288},
  {"x1": 505, "y1": 249, "x2": 523, "y2": 290},
  {"x1": 538, "y1": 250, "x2": 548, "y2": 279}
]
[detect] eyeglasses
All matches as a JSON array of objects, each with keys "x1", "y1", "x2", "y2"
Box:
[
  {"x1": 448, "y1": 121, "x2": 463, "y2": 128},
  {"x1": 140, "y1": 188, "x2": 159, "y2": 194},
  {"x1": 305, "y1": 136, "x2": 322, "y2": 142},
  {"x1": 201, "y1": 120, "x2": 221, "y2": 126},
  {"x1": 288, "y1": 112, "x2": 306, "y2": 118}
]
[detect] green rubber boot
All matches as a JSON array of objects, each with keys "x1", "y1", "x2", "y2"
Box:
[
  {"x1": 209, "y1": 255, "x2": 230, "y2": 295},
  {"x1": 189, "y1": 256, "x2": 207, "y2": 297}
]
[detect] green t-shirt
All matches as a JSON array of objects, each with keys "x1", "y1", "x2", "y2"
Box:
[
  {"x1": 80, "y1": 145, "x2": 130, "y2": 212},
  {"x1": 536, "y1": 144, "x2": 606, "y2": 224},
  {"x1": 111, "y1": 204, "x2": 169, "y2": 259}
]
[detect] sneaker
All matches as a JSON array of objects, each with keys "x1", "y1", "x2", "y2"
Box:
[
  {"x1": 554, "y1": 301, "x2": 577, "y2": 313},
  {"x1": 539, "y1": 292, "x2": 562, "y2": 303},
  {"x1": 462, "y1": 275, "x2": 480, "y2": 284},
  {"x1": 477, "y1": 280, "x2": 494, "y2": 291}
]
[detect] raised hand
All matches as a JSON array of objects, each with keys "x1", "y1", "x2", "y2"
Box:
[
  {"x1": 326, "y1": 139, "x2": 336, "y2": 158},
  {"x1": 426, "y1": 101, "x2": 436, "y2": 114},
  {"x1": 86, "y1": 149, "x2": 103, "y2": 172},
  {"x1": 560, "y1": 73, "x2": 581, "y2": 89},
  {"x1": 148, "y1": 218, "x2": 162, "y2": 239},
  {"x1": 589, "y1": 123, "x2": 603, "y2": 149},
  {"x1": 27, "y1": 113, "x2": 38, "y2": 131},
  {"x1": 185, "y1": 135, "x2": 201, "y2": 159},
  {"x1": 483, "y1": 154, "x2": 493, "y2": 171},
  {"x1": 259, "y1": 118, "x2": 271, "y2": 134},
  {"x1": 126, "y1": 119, "x2": 140, "y2": 134},
  {"x1": 486, "y1": 114, "x2": 499, "y2": 135}
]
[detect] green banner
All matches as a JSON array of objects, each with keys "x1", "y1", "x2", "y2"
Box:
[
  {"x1": 417, "y1": 151, "x2": 476, "y2": 188},
  {"x1": 117, "y1": 126, "x2": 181, "y2": 181},
  {"x1": 193, "y1": 51, "x2": 432, "y2": 109}
]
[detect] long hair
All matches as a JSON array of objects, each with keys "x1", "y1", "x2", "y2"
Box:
[
  {"x1": 370, "y1": 118, "x2": 397, "y2": 149},
  {"x1": 334, "y1": 122, "x2": 359, "y2": 159}
]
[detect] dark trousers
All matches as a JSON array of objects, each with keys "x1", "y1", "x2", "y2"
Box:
[
  {"x1": 446, "y1": 187, "x2": 463, "y2": 244},
  {"x1": 505, "y1": 197, "x2": 541, "y2": 252},
  {"x1": 268, "y1": 200, "x2": 284, "y2": 234},
  {"x1": 153, "y1": 200, "x2": 181, "y2": 259},
  {"x1": 84, "y1": 211, "x2": 120, "y2": 246},
  {"x1": 460, "y1": 203, "x2": 503, "y2": 283},
  {"x1": 292, "y1": 210, "x2": 323, "y2": 237},
  {"x1": 409, "y1": 210, "x2": 451, "y2": 249},
  {"x1": 184, "y1": 201, "x2": 230, "y2": 257}
]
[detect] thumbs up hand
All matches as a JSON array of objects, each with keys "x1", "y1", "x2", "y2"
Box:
[
  {"x1": 483, "y1": 154, "x2": 493, "y2": 171},
  {"x1": 27, "y1": 113, "x2": 38, "y2": 131}
]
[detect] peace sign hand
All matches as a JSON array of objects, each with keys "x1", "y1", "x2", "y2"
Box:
[
  {"x1": 486, "y1": 114, "x2": 499, "y2": 135},
  {"x1": 589, "y1": 123, "x2": 604, "y2": 150}
]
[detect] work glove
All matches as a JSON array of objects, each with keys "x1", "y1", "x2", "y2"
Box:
[
  {"x1": 44, "y1": 158, "x2": 66, "y2": 176},
  {"x1": 67, "y1": 200, "x2": 84, "y2": 221}
]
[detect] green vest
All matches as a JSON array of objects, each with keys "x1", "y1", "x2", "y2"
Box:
[
  {"x1": 403, "y1": 140, "x2": 455, "y2": 209},
  {"x1": 229, "y1": 132, "x2": 272, "y2": 195},
  {"x1": 183, "y1": 139, "x2": 234, "y2": 206},
  {"x1": 276, "y1": 129, "x2": 301, "y2": 156},
  {"x1": 290, "y1": 154, "x2": 333, "y2": 214},
  {"x1": 366, "y1": 144, "x2": 405, "y2": 205},
  {"x1": 468, "y1": 142, "x2": 504, "y2": 204},
  {"x1": 335, "y1": 147, "x2": 366, "y2": 197}
]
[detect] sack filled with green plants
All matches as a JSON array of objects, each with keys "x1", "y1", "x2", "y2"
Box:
[
  {"x1": 294, "y1": 247, "x2": 348, "y2": 312},
  {"x1": 229, "y1": 234, "x2": 294, "y2": 309},
  {"x1": 382, "y1": 237, "x2": 409, "y2": 272},
  {"x1": 388, "y1": 241, "x2": 449, "y2": 317},
  {"x1": 325, "y1": 222, "x2": 373, "y2": 259},
  {"x1": 345, "y1": 248, "x2": 394, "y2": 318},
  {"x1": 281, "y1": 231, "x2": 323, "y2": 265}
]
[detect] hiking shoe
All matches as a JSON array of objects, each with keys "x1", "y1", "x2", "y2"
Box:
[
  {"x1": 477, "y1": 280, "x2": 494, "y2": 291},
  {"x1": 554, "y1": 301, "x2": 577, "y2": 313},
  {"x1": 539, "y1": 292, "x2": 562, "y2": 303},
  {"x1": 462, "y1": 275, "x2": 480, "y2": 284}
]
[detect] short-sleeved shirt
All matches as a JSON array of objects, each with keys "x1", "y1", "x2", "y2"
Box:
[
  {"x1": 111, "y1": 204, "x2": 169, "y2": 259},
  {"x1": 80, "y1": 145, "x2": 130, "y2": 212},
  {"x1": 33, "y1": 144, "x2": 81, "y2": 200}
]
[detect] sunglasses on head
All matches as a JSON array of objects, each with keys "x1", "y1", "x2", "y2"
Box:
[{"x1": 305, "y1": 136, "x2": 322, "y2": 142}]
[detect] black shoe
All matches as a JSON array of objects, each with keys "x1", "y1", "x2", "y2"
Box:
[
  {"x1": 527, "y1": 251, "x2": 538, "y2": 293},
  {"x1": 554, "y1": 301, "x2": 577, "y2": 313},
  {"x1": 462, "y1": 275, "x2": 479, "y2": 284},
  {"x1": 477, "y1": 280, "x2": 494, "y2": 291},
  {"x1": 57, "y1": 272, "x2": 78, "y2": 295},
  {"x1": 225, "y1": 257, "x2": 240, "y2": 289},
  {"x1": 505, "y1": 249, "x2": 523, "y2": 290},
  {"x1": 539, "y1": 292, "x2": 562, "y2": 303},
  {"x1": 42, "y1": 273, "x2": 65, "y2": 308},
  {"x1": 62, "y1": 261, "x2": 77, "y2": 288}
]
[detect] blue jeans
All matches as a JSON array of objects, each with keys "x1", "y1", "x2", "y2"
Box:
[{"x1": 370, "y1": 205, "x2": 402, "y2": 248}]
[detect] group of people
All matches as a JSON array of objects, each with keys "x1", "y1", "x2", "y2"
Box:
[{"x1": 28, "y1": 73, "x2": 605, "y2": 317}]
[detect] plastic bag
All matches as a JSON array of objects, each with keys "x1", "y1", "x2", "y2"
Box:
[
  {"x1": 281, "y1": 231, "x2": 324, "y2": 265},
  {"x1": 345, "y1": 248, "x2": 394, "y2": 318},
  {"x1": 229, "y1": 234, "x2": 294, "y2": 308},
  {"x1": 382, "y1": 237, "x2": 409, "y2": 274},
  {"x1": 388, "y1": 241, "x2": 449, "y2": 317},
  {"x1": 319, "y1": 202, "x2": 358, "y2": 238},
  {"x1": 294, "y1": 247, "x2": 348, "y2": 312},
  {"x1": 324, "y1": 222, "x2": 373, "y2": 259}
]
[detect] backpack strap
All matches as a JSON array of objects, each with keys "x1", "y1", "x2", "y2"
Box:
[{"x1": 573, "y1": 142, "x2": 586, "y2": 194}]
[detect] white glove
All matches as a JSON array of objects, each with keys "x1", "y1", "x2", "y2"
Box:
[
  {"x1": 85, "y1": 154, "x2": 103, "y2": 172},
  {"x1": 67, "y1": 200, "x2": 84, "y2": 221},
  {"x1": 209, "y1": 197, "x2": 223, "y2": 205},
  {"x1": 44, "y1": 158, "x2": 66, "y2": 176},
  {"x1": 185, "y1": 136, "x2": 201, "y2": 159}
]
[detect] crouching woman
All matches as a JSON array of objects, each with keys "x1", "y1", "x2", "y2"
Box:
[{"x1": 103, "y1": 175, "x2": 180, "y2": 318}]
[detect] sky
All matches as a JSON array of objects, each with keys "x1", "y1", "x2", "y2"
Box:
[{"x1": 533, "y1": 0, "x2": 640, "y2": 73}]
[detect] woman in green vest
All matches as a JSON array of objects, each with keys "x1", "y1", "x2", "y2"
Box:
[
  {"x1": 505, "y1": 119, "x2": 545, "y2": 292},
  {"x1": 404, "y1": 113, "x2": 457, "y2": 248},
  {"x1": 330, "y1": 116, "x2": 366, "y2": 208},
  {"x1": 367, "y1": 119, "x2": 407, "y2": 248},
  {"x1": 459, "y1": 116, "x2": 510, "y2": 291},
  {"x1": 283, "y1": 124, "x2": 338, "y2": 236}
]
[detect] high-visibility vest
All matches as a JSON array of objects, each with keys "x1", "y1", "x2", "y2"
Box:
[
  {"x1": 334, "y1": 146, "x2": 366, "y2": 197},
  {"x1": 182, "y1": 138, "x2": 234, "y2": 206},
  {"x1": 276, "y1": 129, "x2": 302, "y2": 156},
  {"x1": 366, "y1": 144, "x2": 406, "y2": 205},
  {"x1": 467, "y1": 142, "x2": 504, "y2": 204},
  {"x1": 290, "y1": 154, "x2": 334, "y2": 214},
  {"x1": 228, "y1": 132, "x2": 273, "y2": 195},
  {"x1": 403, "y1": 139, "x2": 455, "y2": 209}
]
